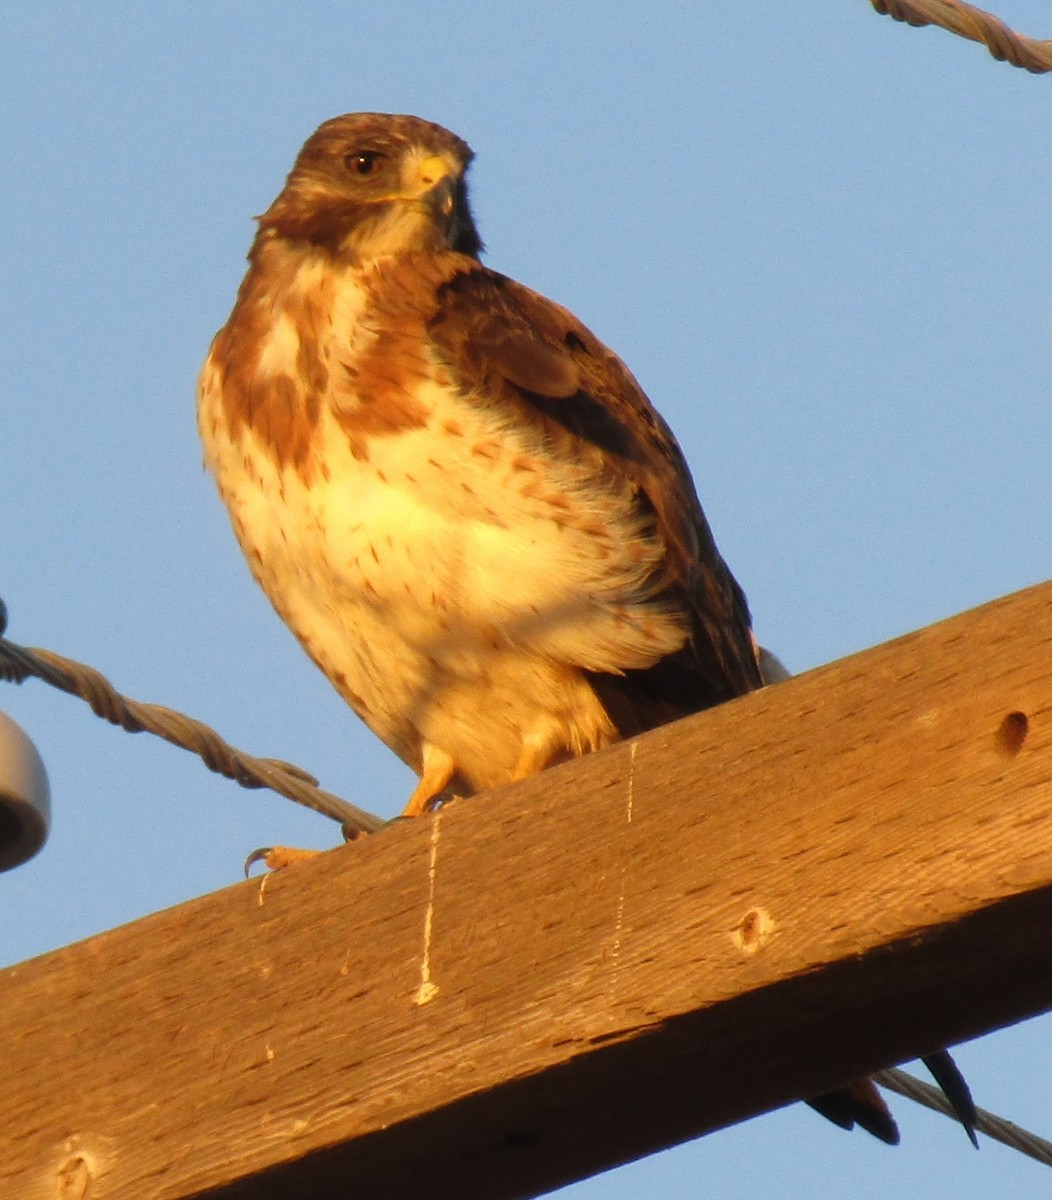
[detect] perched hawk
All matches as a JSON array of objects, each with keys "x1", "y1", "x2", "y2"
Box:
[{"x1": 198, "y1": 113, "x2": 974, "y2": 1146}]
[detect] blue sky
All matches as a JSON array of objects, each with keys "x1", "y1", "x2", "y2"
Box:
[{"x1": 2, "y1": 2, "x2": 1051, "y2": 1195}]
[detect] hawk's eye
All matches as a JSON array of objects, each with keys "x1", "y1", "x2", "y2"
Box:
[{"x1": 344, "y1": 150, "x2": 383, "y2": 177}]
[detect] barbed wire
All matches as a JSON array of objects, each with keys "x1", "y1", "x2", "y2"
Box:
[
  {"x1": 876, "y1": 1068, "x2": 1052, "y2": 1166},
  {"x1": 870, "y1": 0, "x2": 1052, "y2": 72},
  {"x1": 0, "y1": 606, "x2": 383, "y2": 840}
]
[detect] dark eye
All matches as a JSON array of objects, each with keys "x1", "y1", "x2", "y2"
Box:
[{"x1": 344, "y1": 150, "x2": 383, "y2": 176}]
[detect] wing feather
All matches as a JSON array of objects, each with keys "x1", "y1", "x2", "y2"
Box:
[{"x1": 427, "y1": 261, "x2": 761, "y2": 729}]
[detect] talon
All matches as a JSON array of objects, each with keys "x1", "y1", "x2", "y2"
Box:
[
  {"x1": 245, "y1": 846, "x2": 273, "y2": 877},
  {"x1": 397, "y1": 788, "x2": 456, "y2": 820},
  {"x1": 244, "y1": 845, "x2": 324, "y2": 875}
]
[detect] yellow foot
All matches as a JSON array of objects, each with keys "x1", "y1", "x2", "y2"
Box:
[
  {"x1": 395, "y1": 789, "x2": 457, "y2": 821},
  {"x1": 244, "y1": 845, "x2": 325, "y2": 875}
]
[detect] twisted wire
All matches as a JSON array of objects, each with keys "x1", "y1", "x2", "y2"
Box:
[
  {"x1": 869, "y1": 0, "x2": 1052, "y2": 72},
  {"x1": 0, "y1": 615, "x2": 383, "y2": 839},
  {"x1": 876, "y1": 1067, "x2": 1052, "y2": 1164}
]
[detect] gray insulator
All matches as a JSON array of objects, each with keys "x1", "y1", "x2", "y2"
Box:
[{"x1": 0, "y1": 711, "x2": 51, "y2": 871}]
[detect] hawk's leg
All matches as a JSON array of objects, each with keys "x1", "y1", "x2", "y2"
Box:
[
  {"x1": 246, "y1": 746, "x2": 456, "y2": 872},
  {"x1": 400, "y1": 743, "x2": 457, "y2": 818}
]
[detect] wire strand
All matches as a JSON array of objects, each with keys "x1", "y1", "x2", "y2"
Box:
[
  {"x1": 0, "y1": 620, "x2": 383, "y2": 839},
  {"x1": 869, "y1": 0, "x2": 1052, "y2": 72},
  {"x1": 876, "y1": 1068, "x2": 1052, "y2": 1165}
]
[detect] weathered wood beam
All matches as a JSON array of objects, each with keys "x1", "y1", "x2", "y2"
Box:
[{"x1": 4, "y1": 581, "x2": 1052, "y2": 1200}]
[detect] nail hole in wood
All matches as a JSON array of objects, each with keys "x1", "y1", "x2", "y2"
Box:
[
  {"x1": 57, "y1": 1154, "x2": 91, "y2": 1200},
  {"x1": 732, "y1": 907, "x2": 775, "y2": 955},
  {"x1": 995, "y1": 711, "x2": 1029, "y2": 758}
]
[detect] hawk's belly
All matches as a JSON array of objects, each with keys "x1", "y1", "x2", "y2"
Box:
[{"x1": 202, "y1": 394, "x2": 686, "y2": 794}]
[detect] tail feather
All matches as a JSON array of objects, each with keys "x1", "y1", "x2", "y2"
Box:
[
  {"x1": 808, "y1": 1079, "x2": 900, "y2": 1145},
  {"x1": 807, "y1": 1051, "x2": 978, "y2": 1146},
  {"x1": 922, "y1": 1049, "x2": 979, "y2": 1147}
]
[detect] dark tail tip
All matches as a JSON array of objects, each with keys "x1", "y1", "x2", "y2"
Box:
[
  {"x1": 807, "y1": 1078, "x2": 901, "y2": 1145},
  {"x1": 922, "y1": 1050, "x2": 979, "y2": 1148}
]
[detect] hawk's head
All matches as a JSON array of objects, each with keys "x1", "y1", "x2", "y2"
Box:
[{"x1": 257, "y1": 112, "x2": 482, "y2": 262}]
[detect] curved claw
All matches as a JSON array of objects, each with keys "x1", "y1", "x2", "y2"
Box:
[
  {"x1": 244, "y1": 846, "x2": 273, "y2": 877},
  {"x1": 245, "y1": 845, "x2": 326, "y2": 874}
]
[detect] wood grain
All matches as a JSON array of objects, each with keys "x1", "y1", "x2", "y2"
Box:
[{"x1": 4, "y1": 581, "x2": 1052, "y2": 1200}]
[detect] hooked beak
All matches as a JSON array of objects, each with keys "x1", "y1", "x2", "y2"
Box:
[
  {"x1": 425, "y1": 174, "x2": 458, "y2": 222},
  {"x1": 423, "y1": 174, "x2": 482, "y2": 257}
]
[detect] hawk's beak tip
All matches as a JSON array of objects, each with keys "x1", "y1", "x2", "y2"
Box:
[{"x1": 425, "y1": 175, "x2": 458, "y2": 220}]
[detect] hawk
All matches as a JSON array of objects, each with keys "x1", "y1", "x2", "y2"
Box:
[{"x1": 198, "y1": 113, "x2": 974, "y2": 1146}]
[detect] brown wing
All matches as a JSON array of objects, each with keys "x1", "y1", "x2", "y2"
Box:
[{"x1": 427, "y1": 261, "x2": 761, "y2": 735}]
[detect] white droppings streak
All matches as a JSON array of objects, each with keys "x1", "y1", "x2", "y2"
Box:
[
  {"x1": 626, "y1": 738, "x2": 636, "y2": 826},
  {"x1": 414, "y1": 810, "x2": 442, "y2": 1005},
  {"x1": 612, "y1": 740, "x2": 638, "y2": 963}
]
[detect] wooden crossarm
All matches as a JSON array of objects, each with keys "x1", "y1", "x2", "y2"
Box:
[{"x1": 4, "y1": 581, "x2": 1052, "y2": 1199}]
